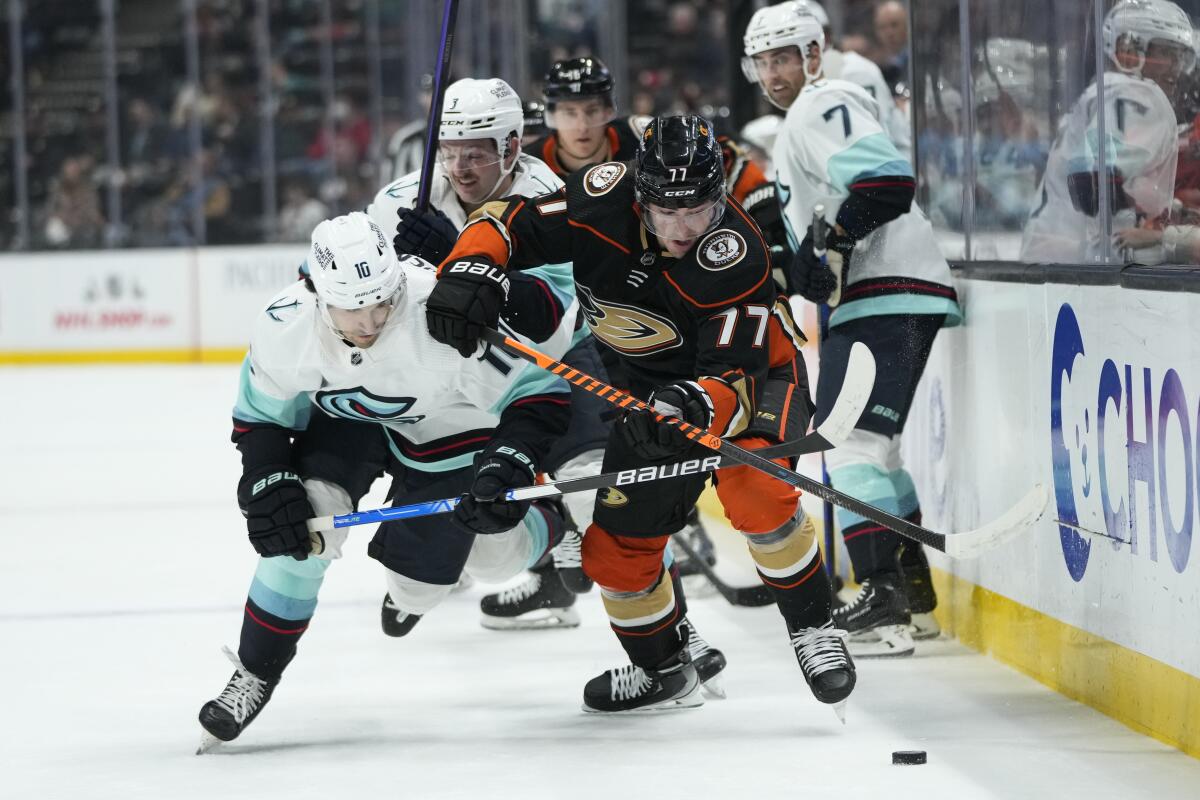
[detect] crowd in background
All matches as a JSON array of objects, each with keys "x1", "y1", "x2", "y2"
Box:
[{"x1": 7, "y1": 0, "x2": 1200, "y2": 268}]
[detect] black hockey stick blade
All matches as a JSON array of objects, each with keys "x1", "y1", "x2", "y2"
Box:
[{"x1": 671, "y1": 530, "x2": 774, "y2": 607}]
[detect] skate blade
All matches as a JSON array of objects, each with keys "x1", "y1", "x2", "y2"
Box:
[
  {"x1": 582, "y1": 683, "x2": 705, "y2": 715},
  {"x1": 196, "y1": 731, "x2": 225, "y2": 755},
  {"x1": 479, "y1": 606, "x2": 581, "y2": 631},
  {"x1": 699, "y1": 672, "x2": 727, "y2": 700},
  {"x1": 847, "y1": 625, "x2": 915, "y2": 658},
  {"x1": 908, "y1": 612, "x2": 941, "y2": 641},
  {"x1": 832, "y1": 700, "x2": 848, "y2": 725}
]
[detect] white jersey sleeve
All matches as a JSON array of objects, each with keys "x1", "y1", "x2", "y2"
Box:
[{"x1": 1021, "y1": 72, "x2": 1178, "y2": 263}]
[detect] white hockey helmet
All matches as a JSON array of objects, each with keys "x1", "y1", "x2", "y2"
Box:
[
  {"x1": 308, "y1": 212, "x2": 405, "y2": 343},
  {"x1": 740, "y1": 114, "x2": 784, "y2": 153},
  {"x1": 439, "y1": 78, "x2": 524, "y2": 161},
  {"x1": 795, "y1": 0, "x2": 829, "y2": 30},
  {"x1": 1103, "y1": 0, "x2": 1195, "y2": 78},
  {"x1": 742, "y1": 2, "x2": 826, "y2": 84}
]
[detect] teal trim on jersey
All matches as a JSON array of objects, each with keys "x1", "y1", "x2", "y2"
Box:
[
  {"x1": 248, "y1": 556, "x2": 330, "y2": 621},
  {"x1": 829, "y1": 463, "x2": 898, "y2": 531},
  {"x1": 775, "y1": 179, "x2": 801, "y2": 251},
  {"x1": 890, "y1": 467, "x2": 919, "y2": 519},
  {"x1": 523, "y1": 262, "x2": 577, "y2": 308},
  {"x1": 233, "y1": 357, "x2": 312, "y2": 429},
  {"x1": 387, "y1": 443, "x2": 478, "y2": 473},
  {"x1": 570, "y1": 325, "x2": 592, "y2": 349},
  {"x1": 488, "y1": 364, "x2": 570, "y2": 418},
  {"x1": 827, "y1": 133, "x2": 913, "y2": 191},
  {"x1": 829, "y1": 294, "x2": 963, "y2": 329},
  {"x1": 521, "y1": 506, "x2": 551, "y2": 569}
]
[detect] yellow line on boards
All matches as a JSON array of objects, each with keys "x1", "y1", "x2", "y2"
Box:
[
  {"x1": 0, "y1": 349, "x2": 246, "y2": 365},
  {"x1": 932, "y1": 567, "x2": 1200, "y2": 760}
]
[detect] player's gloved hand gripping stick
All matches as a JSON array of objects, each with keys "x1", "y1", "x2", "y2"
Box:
[{"x1": 472, "y1": 329, "x2": 1049, "y2": 559}]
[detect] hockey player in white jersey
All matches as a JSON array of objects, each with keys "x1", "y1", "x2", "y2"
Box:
[
  {"x1": 366, "y1": 78, "x2": 728, "y2": 693},
  {"x1": 795, "y1": 0, "x2": 912, "y2": 160},
  {"x1": 197, "y1": 212, "x2": 575, "y2": 749},
  {"x1": 1021, "y1": 0, "x2": 1191, "y2": 265},
  {"x1": 743, "y1": 3, "x2": 961, "y2": 657}
]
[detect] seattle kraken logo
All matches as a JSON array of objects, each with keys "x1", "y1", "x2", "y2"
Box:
[
  {"x1": 266, "y1": 298, "x2": 301, "y2": 322},
  {"x1": 316, "y1": 387, "x2": 425, "y2": 424}
]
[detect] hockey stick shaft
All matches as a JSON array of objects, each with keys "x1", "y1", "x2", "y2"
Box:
[
  {"x1": 414, "y1": 0, "x2": 459, "y2": 211},
  {"x1": 307, "y1": 432, "x2": 834, "y2": 533},
  {"x1": 671, "y1": 531, "x2": 774, "y2": 607},
  {"x1": 812, "y1": 204, "x2": 838, "y2": 579},
  {"x1": 481, "y1": 328, "x2": 952, "y2": 553}
]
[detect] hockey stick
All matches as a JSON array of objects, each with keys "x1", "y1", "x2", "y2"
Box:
[
  {"x1": 812, "y1": 204, "x2": 838, "y2": 578},
  {"x1": 414, "y1": 0, "x2": 459, "y2": 211},
  {"x1": 305, "y1": 341, "x2": 876, "y2": 535},
  {"x1": 671, "y1": 531, "x2": 774, "y2": 607},
  {"x1": 481, "y1": 328, "x2": 1049, "y2": 559}
]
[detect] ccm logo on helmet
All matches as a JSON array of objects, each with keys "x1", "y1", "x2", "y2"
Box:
[{"x1": 663, "y1": 188, "x2": 698, "y2": 198}]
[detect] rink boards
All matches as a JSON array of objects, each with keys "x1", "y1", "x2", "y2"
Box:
[
  {"x1": 902, "y1": 273, "x2": 1200, "y2": 757},
  {"x1": 0, "y1": 245, "x2": 306, "y2": 363}
]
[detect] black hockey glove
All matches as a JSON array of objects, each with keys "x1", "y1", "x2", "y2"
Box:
[
  {"x1": 394, "y1": 206, "x2": 459, "y2": 264},
  {"x1": 237, "y1": 466, "x2": 313, "y2": 559},
  {"x1": 619, "y1": 382, "x2": 712, "y2": 461},
  {"x1": 426, "y1": 257, "x2": 510, "y2": 358},
  {"x1": 790, "y1": 226, "x2": 854, "y2": 305},
  {"x1": 453, "y1": 439, "x2": 537, "y2": 535}
]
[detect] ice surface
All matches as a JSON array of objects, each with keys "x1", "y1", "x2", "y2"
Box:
[{"x1": 2, "y1": 365, "x2": 1198, "y2": 800}]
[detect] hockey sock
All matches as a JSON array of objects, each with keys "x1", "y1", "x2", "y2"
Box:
[
  {"x1": 600, "y1": 567, "x2": 686, "y2": 669},
  {"x1": 746, "y1": 514, "x2": 832, "y2": 628},
  {"x1": 523, "y1": 498, "x2": 567, "y2": 570},
  {"x1": 831, "y1": 463, "x2": 903, "y2": 582},
  {"x1": 239, "y1": 554, "x2": 330, "y2": 681}
]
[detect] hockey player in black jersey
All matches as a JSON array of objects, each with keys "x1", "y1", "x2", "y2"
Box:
[{"x1": 425, "y1": 115, "x2": 855, "y2": 714}]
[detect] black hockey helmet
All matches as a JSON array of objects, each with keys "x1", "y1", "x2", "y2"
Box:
[
  {"x1": 634, "y1": 115, "x2": 726, "y2": 210},
  {"x1": 522, "y1": 100, "x2": 547, "y2": 138},
  {"x1": 543, "y1": 57, "x2": 615, "y2": 108}
]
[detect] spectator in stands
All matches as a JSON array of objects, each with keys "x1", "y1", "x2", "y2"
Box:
[
  {"x1": 43, "y1": 157, "x2": 105, "y2": 249},
  {"x1": 277, "y1": 179, "x2": 329, "y2": 243},
  {"x1": 874, "y1": 1, "x2": 910, "y2": 77}
]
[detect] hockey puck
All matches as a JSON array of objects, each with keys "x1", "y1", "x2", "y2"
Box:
[{"x1": 892, "y1": 750, "x2": 927, "y2": 765}]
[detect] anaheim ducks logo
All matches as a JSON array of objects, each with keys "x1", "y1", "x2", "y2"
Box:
[
  {"x1": 697, "y1": 229, "x2": 746, "y2": 271},
  {"x1": 584, "y1": 162, "x2": 626, "y2": 196},
  {"x1": 576, "y1": 283, "x2": 683, "y2": 356},
  {"x1": 599, "y1": 487, "x2": 629, "y2": 508}
]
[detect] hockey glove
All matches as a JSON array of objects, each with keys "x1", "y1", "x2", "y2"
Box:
[
  {"x1": 619, "y1": 382, "x2": 712, "y2": 461},
  {"x1": 394, "y1": 206, "x2": 459, "y2": 264},
  {"x1": 453, "y1": 439, "x2": 536, "y2": 535},
  {"x1": 790, "y1": 226, "x2": 854, "y2": 305},
  {"x1": 237, "y1": 466, "x2": 314, "y2": 559},
  {"x1": 426, "y1": 257, "x2": 510, "y2": 358}
]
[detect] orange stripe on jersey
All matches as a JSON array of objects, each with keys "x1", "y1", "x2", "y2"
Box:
[
  {"x1": 437, "y1": 205, "x2": 523, "y2": 274},
  {"x1": 567, "y1": 219, "x2": 631, "y2": 254},
  {"x1": 662, "y1": 261, "x2": 768, "y2": 309},
  {"x1": 731, "y1": 159, "x2": 768, "y2": 205}
]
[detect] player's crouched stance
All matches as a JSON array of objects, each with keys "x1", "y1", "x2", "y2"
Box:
[
  {"x1": 197, "y1": 213, "x2": 572, "y2": 751},
  {"x1": 425, "y1": 115, "x2": 854, "y2": 715}
]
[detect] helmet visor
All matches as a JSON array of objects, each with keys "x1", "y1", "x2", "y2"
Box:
[
  {"x1": 1145, "y1": 38, "x2": 1196, "y2": 78},
  {"x1": 641, "y1": 196, "x2": 726, "y2": 242},
  {"x1": 545, "y1": 97, "x2": 616, "y2": 131},
  {"x1": 437, "y1": 141, "x2": 504, "y2": 171},
  {"x1": 320, "y1": 292, "x2": 402, "y2": 347}
]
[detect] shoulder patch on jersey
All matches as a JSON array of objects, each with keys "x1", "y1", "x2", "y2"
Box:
[
  {"x1": 697, "y1": 229, "x2": 747, "y2": 271},
  {"x1": 583, "y1": 162, "x2": 627, "y2": 197}
]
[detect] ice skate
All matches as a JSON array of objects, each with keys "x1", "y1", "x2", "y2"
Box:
[
  {"x1": 898, "y1": 543, "x2": 940, "y2": 640},
  {"x1": 686, "y1": 620, "x2": 728, "y2": 699},
  {"x1": 789, "y1": 621, "x2": 856, "y2": 717},
  {"x1": 480, "y1": 561, "x2": 580, "y2": 630},
  {"x1": 196, "y1": 646, "x2": 278, "y2": 753},
  {"x1": 582, "y1": 652, "x2": 702, "y2": 714},
  {"x1": 551, "y1": 522, "x2": 593, "y2": 594},
  {"x1": 381, "y1": 593, "x2": 423, "y2": 637},
  {"x1": 832, "y1": 575, "x2": 915, "y2": 658}
]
